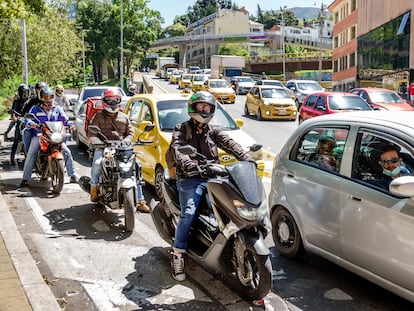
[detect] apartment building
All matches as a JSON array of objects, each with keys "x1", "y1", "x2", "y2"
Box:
[{"x1": 329, "y1": 0, "x2": 414, "y2": 93}]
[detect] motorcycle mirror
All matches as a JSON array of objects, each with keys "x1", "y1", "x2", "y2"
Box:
[
  {"x1": 68, "y1": 116, "x2": 76, "y2": 121},
  {"x1": 249, "y1": 144, "x2": 262, "y2": 152}
]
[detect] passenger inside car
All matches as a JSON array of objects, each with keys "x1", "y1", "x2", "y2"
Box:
[{"x1": 311, "y1": 135, "x2": 339, "y2": 171}]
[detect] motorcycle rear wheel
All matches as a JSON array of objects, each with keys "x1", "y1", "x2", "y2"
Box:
[
  {"x1": 51, "y1": 159, "x2": 65, "y2": 194},
  {"x1": 123, "y1": 188, "x2": 135, "y2": 232},
  {"x1": 235, "y1": 249, "x2": 272, "y2": 301}
]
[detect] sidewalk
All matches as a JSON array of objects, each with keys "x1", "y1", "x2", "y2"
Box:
[{"x1": 0, "y1": 118, "x2": 60, "y2": 311}]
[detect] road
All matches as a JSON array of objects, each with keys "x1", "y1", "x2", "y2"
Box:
[{"x1": 0, "y1": 77, "x2": 412, "y2": 310}]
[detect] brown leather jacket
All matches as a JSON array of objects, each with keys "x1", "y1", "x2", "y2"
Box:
[
  {"x1": 171, "y1": 120, "x2": 253, "y2": 178},
  {"x1": 88, "y1": 110, "x2": 134, "y2": 145}
]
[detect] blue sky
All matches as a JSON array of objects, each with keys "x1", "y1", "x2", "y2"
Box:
[{"x1": 147, "y1": 0, "x2": 327, "y2": 26}]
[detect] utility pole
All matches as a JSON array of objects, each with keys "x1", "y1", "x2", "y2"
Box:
[
  {"x1": 81, "y1": 29, "x2": 86, "y2": 86},
  {"x1": 318, "y1": 2, "x2": 325, "y2": 85},
  {"x1": 21, "y1": 19, "x2": 28, "y2": 84},
  {"x1": 280, "y1": 7, "x2": 286, "y2": 83},
  {"x1": 120, "y1": 0, "x2": 124, "y2": 89}
]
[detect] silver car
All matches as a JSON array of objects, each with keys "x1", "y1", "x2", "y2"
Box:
[{"x1": 268, "y1": 110, "x2": 414, "y2": 303}]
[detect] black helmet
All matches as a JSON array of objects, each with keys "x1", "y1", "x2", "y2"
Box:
[
  {"x1": 39, "y1": 87, "x2": 55, "y2": 106},
  {"x1": 17, "y1": 84, "x2": 30, "y2": 100},
  {"x1": 35, "y1": 81, "x2": 47, "y2": 98},
  {"x1": 188, "y1": 91, "x2": 217, "y2": 124}
]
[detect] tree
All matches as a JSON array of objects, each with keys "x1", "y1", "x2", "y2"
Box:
[{"x1": 218, "y1": 43, "x2": 248, "y2": 56}]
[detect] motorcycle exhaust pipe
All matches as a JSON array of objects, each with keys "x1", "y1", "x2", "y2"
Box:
[{"x1": 78, "y1": 176, "x2": 91, "y2": 193}]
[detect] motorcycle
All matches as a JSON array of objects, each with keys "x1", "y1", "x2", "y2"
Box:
[
  {"x1": 150, "y1": 145, "x2": 272, "y2": 302},
  {"x1": 78, "y1": 124, "x2": 154, "y2": 232}
]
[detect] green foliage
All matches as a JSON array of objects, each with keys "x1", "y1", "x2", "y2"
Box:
[{"x1": 218, "y1": 43, "x2": 248, "y2": 56}]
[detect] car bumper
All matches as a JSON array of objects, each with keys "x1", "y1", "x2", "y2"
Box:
[
  {"x1": 214, "y1": 94, "x2": 236, "y2": 104},
  {"x1": 260, "y1": 106, "x2": 298, "y2": 120}
]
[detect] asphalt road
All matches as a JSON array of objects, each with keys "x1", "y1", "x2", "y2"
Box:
[{"x1": 0, "y1": 78, "x2": 412, "y2": 310}]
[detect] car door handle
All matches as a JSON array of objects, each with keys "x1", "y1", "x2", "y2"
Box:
[
  {"x1": 349, "y1": 194, "x2": 362, "y2": 201},
  {"x1": 286, "y1": 171, "x2": 295, "y2": 178}
]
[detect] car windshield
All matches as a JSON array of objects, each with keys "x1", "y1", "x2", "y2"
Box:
[
  {"x1": 261, "y1": 88, "x2": 290, "y2": 99},
  {"x1": 157, "y1": 100, "x2": 238, "y2": 131},
  {"x1": 238, "y1": 77, "x2": 254, "y2": 83},
  {"x1": 193, "y1": 75, "x2": 207, "y2": 82},
  {"x1": 369, "y1": 91, "x2": 404, "y2": 104},
  {"x1": 182, "y1": 74, "x2": 192, "y2": 80},
  {"x1": 263, "y1": 81, "x2": 283, "y2": 87},
  {"x1": 210, "y1": 80, "x2": 230, "y2": 88},
  {"x1": 297, "y1": 82, "x2": 323, "y2": 91},
  {"x1": 328, "y1": 95, "x2": 372, "y2": 110}
]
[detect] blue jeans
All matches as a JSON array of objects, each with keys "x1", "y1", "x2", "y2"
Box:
[
  {"x1": 91, "y1": 148, "x2": 144, "y2": 201},
  {"x1": 23, "y1": 136, "x2": 75, "y2": 181},
  {"x1": 173, "y1": 177, "x2": 208, "y2": 253},
  {"x1": 22, "y1": 128, "x2": 32, "y2": 155}
]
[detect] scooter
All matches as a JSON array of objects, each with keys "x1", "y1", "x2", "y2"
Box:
[
  {"x1": 150, "y1": 145, "x2": 272, "y2": 301},
  {"x1": 78, "y1": 124, "x2": 154, "y2": 232}
]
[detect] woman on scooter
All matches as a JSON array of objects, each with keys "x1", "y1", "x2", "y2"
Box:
[{"x1": 170, "y1": 91, "x2": 254, "y2": 281}]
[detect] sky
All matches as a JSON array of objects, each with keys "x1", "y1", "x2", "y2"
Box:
[{"x1": 147, "y1": 0, "x2": 327, "y2": 26}]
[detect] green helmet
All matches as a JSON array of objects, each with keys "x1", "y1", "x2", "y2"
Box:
[{"x1": 188, "y1": 91, "x2": 217, "y2": 124}]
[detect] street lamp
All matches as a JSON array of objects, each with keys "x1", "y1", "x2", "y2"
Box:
[
  {"x1": 203, "y1": 27, "x2": 207, "y2": 69},
  {"x1": 317, "y1": 2, "x2": 327, "y2": 84}
]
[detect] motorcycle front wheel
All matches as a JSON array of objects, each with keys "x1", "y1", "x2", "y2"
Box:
[
  {"x1": 235, "y1": 249, "x2": 272, "y2": 301},
  {"x1": 51, "y1": 159, "x2": 65, "y2": 194},
  {"x1": 123, "y1": 188, "x2": 135, "y2": 232}
]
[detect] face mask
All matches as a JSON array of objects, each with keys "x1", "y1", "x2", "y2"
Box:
[{"x1": 383, "y1": 166, "x2": 401, "y2": 177}]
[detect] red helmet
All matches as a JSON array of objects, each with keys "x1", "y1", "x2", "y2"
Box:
[{"x1": 102, "y1": 89, "x2": 121, "y2": 113}]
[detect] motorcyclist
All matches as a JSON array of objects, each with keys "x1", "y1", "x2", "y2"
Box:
[
  {"x1": 17, "y1": 87, "x2": 77, "y2": 188},
  {"x1": 21, "y1": 81, "x2": 47, "y2": 154},
  {"x1": 88, "y1": 89, "x2": 149, "y2": 213},
  {"x1": 54, "y1": 84, "x2": 70, "y2": 112},
  {"x1": 10, "y1": 84, "x2": 30, "y2": 165},
  {"x1": 126, "y1": 83, "x2": 137, "y2": 96},
  {"x1": 169, "y1": 90, "x2": 254, "y2": 281}
]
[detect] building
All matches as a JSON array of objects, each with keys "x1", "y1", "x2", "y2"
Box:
[{"x1": 329, "y1": 0, "x2": 414, "y2": 95}]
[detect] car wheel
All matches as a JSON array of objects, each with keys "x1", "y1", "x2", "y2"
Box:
[
  {"x1": 271, "y1": 207, "x2": 304, "y2": 259},
  {"x1": 154, "y1": 165, "x2": 164, "y2": 199},
  {"x1": 257, "y1": 108, "x2": 263, "y2": 121},
  {"x1": 244, "y1": 104, "x2": 250, "y2": 116}
]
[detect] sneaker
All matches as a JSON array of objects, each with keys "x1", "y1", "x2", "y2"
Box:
[
  {"x1": 69, "y1": 175, "x2": 78, "y2": 183},
  {"x1": 136, "y1": 200, "x2": 150, "y2": 213},
  {"x1": 17, "y1": 180, "x2": 29, "y2": 188},
  {"x1": 171, "y1": 254, "x2": 186, "y2": 281}
]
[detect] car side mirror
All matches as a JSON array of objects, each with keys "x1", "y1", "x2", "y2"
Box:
[{"x1": 138, "y1": 121, "x2": 154, "y2": 132}]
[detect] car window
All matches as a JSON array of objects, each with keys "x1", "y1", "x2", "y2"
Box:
[
  {"x1": 370, "y1": 90, "x2": 405, "y2": 104},
  {"x1": 128, "y1": 99, "x2": 143, "y2": 127},
  {"x1": 315, "y1": 96, "x2": 326, "y2": 109},
  {"x1": 293, "y1": 126, "x2": 350, "y2": 172},
  {"x1": 351, "y1": 131, "x2": 414, "y2": 193},
  {"x1": 328, "y1": 95, "x2": 372, "y2": 110},
  {"x1": 297, "y1": 82, "x2": 323, "y2": 91},
  {"x1": 140, "y1": 101, "x2": 153, "y2": 123},
  {"x1": 249, "y1": 87, "x2": 256, "y2": 95},
  {"x1": 305, "y1": 94, "x2": 318, "y2": 107}
]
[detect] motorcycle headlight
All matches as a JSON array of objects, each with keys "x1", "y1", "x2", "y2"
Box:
[
  {"x1": 118, "y1": 160, "x2": 134, "y2": 173},
  {"x1": 233, "y1": 199, "x2": 268, "y2": 221},
  {"x1": 50, "y1": 132, "x2": 64, "y2": 143}
]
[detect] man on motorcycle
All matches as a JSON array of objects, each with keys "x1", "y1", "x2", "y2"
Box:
[
  {"x1": 10, "y1": 84, "x2": 30, "y2": 165},
  {"x1": 18, "y1": 88, "x2": 77, "y2": 188},
  {"x1": 88, "y1": 89, "x2": 149, "y2": 213},
  {"x1": 170, "y1": 90, "x2": 254, "y2": 281}
]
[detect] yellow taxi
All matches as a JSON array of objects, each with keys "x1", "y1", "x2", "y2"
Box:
[
  {"x1": 244, "y1": 85, "x2": 297, "y2": 121},
  {"x1": 191, "y1": 74, "x2": 209, "y2": 92},
  {"x1": 179, "y1": 73, "x2": 193, "y2": 90},
  {"x1": 169, "y1": 69, "x2": 183, "y2": 84},
  {"x1": 123, "y1": 93, "x2": 265, "y2": 198},
  {"x1": 200, "y1": 78, "x2": 236, "y2": 104}
]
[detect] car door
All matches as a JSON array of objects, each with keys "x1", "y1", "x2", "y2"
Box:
[
  {"x1": 339, "y1": 128, "x2": 414, "y2": 293},
  {"x1": 300, "y1": 94, "x2": 317, "y2": 121},
  {"x1": 134, "y1": 100, "x2": 158, "y2": 183},
  {"x1": 313, "y1": 95, "x2": 327, "y2": 117},
  {"x1": 282, "y1": 125, "x2": 351, "y2": 255}
]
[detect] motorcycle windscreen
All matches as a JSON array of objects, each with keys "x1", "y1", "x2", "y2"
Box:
[
  {"x1": 45, "y1": 121, "x2": 64, "y2": 133},
  {"x1": 225, "y1": 161, "x2": 264, "y2": 205}
]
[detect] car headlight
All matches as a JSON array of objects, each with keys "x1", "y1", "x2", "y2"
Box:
[
  {"x1": 234, "y1": 199, "x2": 268, "y2": 221},
  {"x1": 263, "y1": 100, "x2": 271, "y2": 106}
]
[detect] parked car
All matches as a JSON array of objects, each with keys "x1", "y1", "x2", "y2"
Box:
[
  {"x1": 191, "y1": 74, "x2": 209, "y2": 92},
  {"x1": 268, "y1": 110, "x2": 414, "y2": 304},
  {"x1": 349, "y1": 87, "x2": 414, "y2": 111},
  {"x1": 229, "y1": 76, "x2": 255, "y2": 95},
  {"x1": 200, "y1": 78, "x2": 236, "y2": 104},
  {"x1": 285, "y1": 79, "x2": 324, "y2": 108},
  {"x1": 169, "y1": 69, "x2": 183, "y2": 84},
  {"x1": 299, "y1": 91, "x2": 373, "y2": 123},
  {"x1": 123, "y1": 93, "x2": 265, "y2": 198},
  {"x1": 244, "y1": 85, "x2": 297, "y2": 121},
  {"x1": 74, "y1": 86, "x2": 128, "y2": 115},
  {"x1": 179, "y1": 73, "x2": 193, "y2": 90}
]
